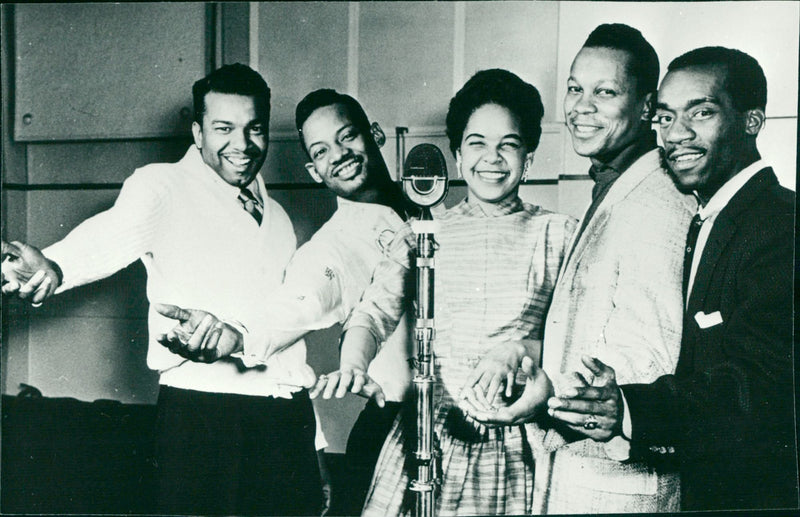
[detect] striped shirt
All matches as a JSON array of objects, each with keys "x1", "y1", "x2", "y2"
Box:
[{"x1": 348, "y1": 195, "x2": 576, "y2": 516}]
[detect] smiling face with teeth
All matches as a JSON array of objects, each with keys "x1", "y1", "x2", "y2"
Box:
[
  {"x1": 456, "y1": 103, "x2": 533, "y2": 210},
  {"x1": 192, "y1": 92, "x2": 269, "y2": 188},
  {"x1": 302, "y1": 103, "x2": 383, "y2": 200},
  {"x1": 564, "y1": 47, "x2": 652, "y2": 162},
  {"x1": 655, "y1": 65, "x2": 759, "y2": 201}
]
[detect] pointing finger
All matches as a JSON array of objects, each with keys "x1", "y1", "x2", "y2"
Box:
[{"x1": 152, "y1": 303, "x2": 192, "y2": 322}]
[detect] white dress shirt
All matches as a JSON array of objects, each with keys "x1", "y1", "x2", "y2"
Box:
[
  {"x1": 685, "y1": 159, "x2": 766, "y2": 301},
  {"x1": 239, "y1": 196, "x2": 414, "y2": 403},
  {"x1": 44, "y1": 146, "x2": 309, "y2": 398}
]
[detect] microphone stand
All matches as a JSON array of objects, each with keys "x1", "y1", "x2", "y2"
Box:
[
  {"x1": 408, "y1": 207, "x2": 439, "y2": 517},
  {"x1": 402, "y1": 143, "x2": 448, "y2": 517}
]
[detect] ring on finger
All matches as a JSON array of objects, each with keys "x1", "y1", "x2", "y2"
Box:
[{"x1": 583, "y1": 414, "x2": 599, "y2": 430}]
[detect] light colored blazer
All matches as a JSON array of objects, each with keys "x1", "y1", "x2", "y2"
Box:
[{"x1": 531, "y1": 149, "x2": 696, "y2": 514}]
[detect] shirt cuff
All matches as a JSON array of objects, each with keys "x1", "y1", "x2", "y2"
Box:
[
  {"x1": 224, "y1": 320, "x2": 268, "y2": 368},
  {"x1": 313, "y1": 408, "x2": 328, "y2": 451},
  {"x1": 603, "y1": 389, "x2": 633, "y2": 461},
  {"x1": 621, "y1": 388, "x2": 633, "y2": 440}
]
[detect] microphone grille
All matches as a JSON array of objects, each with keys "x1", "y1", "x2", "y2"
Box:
[
  {"x1": 403, "y1": 143, "x2": 448, "y2": 208},
  {"x1": 404, "y1": 143, "x2": 447, "y2": 178}
]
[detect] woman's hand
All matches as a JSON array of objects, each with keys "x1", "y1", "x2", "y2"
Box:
[
  {"x1": 309, "y1": 367, "x2": 386, "y2": 407},
  {"x1": 460, "y1": 356, "x2": 554, "y2": 426},
  {"x1": 460, "y1": 340, "x2": 529, "y2": 410}
]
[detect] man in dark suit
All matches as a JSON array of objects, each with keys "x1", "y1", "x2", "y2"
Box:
[{"x1": 545, "y1": 46, "x2": 798, "y2": 511}]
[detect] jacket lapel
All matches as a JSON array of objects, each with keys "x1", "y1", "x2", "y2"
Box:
[
  {"x1": 565, "y1": 149, "x2": 664, "y2": 271},
  {"x1": 686, "y1": 168, "x2": 777, "y2": 312}
]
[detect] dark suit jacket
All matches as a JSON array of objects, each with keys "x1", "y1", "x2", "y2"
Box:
[{"x1": 622, "y1": 168, "x2": 798, "y2": 511}]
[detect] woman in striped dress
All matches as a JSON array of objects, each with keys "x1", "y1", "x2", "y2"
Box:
[{"x1": 312, "y1": 69, "x2": 576, "y2": 516}]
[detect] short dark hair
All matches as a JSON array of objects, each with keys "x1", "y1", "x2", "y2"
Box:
[
  {"x1": 192, "y1": 63, "x2": 271, "y2": 123},
  {"x1": 667, "y1": 46, "x2": 767, "y2": 112},
  {"x1": 445, "y1": 69, "x2": 544, "y2": 157},
  {"x1": 295, "y1": 89, "x2": 372, "y2": 156},
  {"x1": 583, "y1": 23, "x2": 659, "y2": 98}
]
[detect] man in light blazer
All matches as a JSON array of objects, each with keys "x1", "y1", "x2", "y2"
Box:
[
  {"x1": 465, "y1": 23, "x2": 695, "y2": 513},
  {"x1": 547, "y1": 47, "x2": 797, "y2": 511}
]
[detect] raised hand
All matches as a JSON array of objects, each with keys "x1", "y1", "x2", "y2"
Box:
[
  {"x1": 309, "y1": 366, "x2": 386, "y2": 407},
  {"x1": 154, "y1": 303, "x2": 243, "y2": 363},
  {"x1": 1, "y1": 240, "x2": 62, "y2": 305},
  {"x1": 460, "y1": 356, "x2": 554, "y2": 426},
  {"x1": 546, "y1": 355, "x2": 623, "y2": 441}
]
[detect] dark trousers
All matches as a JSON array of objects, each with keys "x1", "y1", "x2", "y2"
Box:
[
  {"x1": 335, "y1": 399, "x2": 401, "y2": 516},
  {"x1": 154, "y1": 386, "x2": 323, "y2": 516}
]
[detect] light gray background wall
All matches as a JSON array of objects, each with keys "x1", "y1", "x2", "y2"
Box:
[{"x1": 1, "y1": 1, "x2": 797, "y2": 453}]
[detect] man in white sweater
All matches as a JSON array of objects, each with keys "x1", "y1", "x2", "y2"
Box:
[
  {"x1": 155, "y1": 88, "x2": 418, "y2": 515},
  {"x1": 1, "y1": 64, "x2": 323, "y2": 516}
]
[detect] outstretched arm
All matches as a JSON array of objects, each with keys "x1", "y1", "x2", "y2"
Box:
[
  {"x1": 1, "y1": 240, "x2": 62, "y2": 305},
  {"x1": 309, "y1": 326, "x2": 386, "y2": 407}
]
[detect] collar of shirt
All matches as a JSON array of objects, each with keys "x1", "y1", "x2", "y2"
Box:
[
  {"x1": 187, "y1": 146, "x2": 264, "y2": 204},
  {"x1": 686, "y1": 159, "x2": 766, "y2": 304},
  {"x1": 457, "y1": 195, "x2": 524, "y2": 217},
  {"x1": 697, "y1": 159, "x2": 766, "y2": 221}
]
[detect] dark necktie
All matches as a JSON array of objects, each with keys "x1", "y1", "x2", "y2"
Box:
[
  {"x1": 683, "y1": 213, "x2": 704, "y2": 300},
  {"x1": 238, "y1": 188, "x2": 263, "y2": 225}
]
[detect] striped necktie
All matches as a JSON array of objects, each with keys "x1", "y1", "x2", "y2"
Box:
[{"x1": 238, "y1": 188, "x2": 263, "y2": 225}]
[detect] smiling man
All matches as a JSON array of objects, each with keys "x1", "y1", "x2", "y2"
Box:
[
  {"x1": 1, "y1": 64, "x2": 324, "y2": 516},
  {"x1": 548, "y1": 46, "x2": 797, "y2": 511},
  {"x1": 517, "y1": 24, "x2": 696, "y2": 514},
  {"x1": 153, "y1": 88, "x2": 418, "y2": 515}
]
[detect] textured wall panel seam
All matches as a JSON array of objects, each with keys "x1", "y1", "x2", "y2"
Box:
[
  {"x1": 270, "y1": 122, "x2": 564, "y2": 141},
  {"x1": 249, "y1": 2, "x2": 259, "y2": 71},
  {"x1": 348, "y1": 2, "x2": 360, "y2": 97},
  {"x1": 214, "y1": 3, "x2": 223, "y2": 68},
  {"x1": 452, "y1": 2, "x2": 465, "y2": 94}
]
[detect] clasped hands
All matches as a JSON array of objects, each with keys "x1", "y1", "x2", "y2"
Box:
[
  {"x1": 457, "y1": 349, "x2": 625, "y2": 438},
  {"x1": 458, "y1": 341, "x2": 553, "y2": 426}
]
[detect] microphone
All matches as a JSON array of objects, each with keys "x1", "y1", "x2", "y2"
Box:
[{"x1": 402, "y1": 143, "x2": 448, "y2": 208}]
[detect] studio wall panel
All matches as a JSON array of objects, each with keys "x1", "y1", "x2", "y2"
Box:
[
  {"x1": 463, "y1": 1, "x2": 560, "y2": 121},
  {"x1": 358, "y1": 2, "x2": 455, "y2": 128},
  {"x1": 26, "y1": 140, "x2": 191, "y2": 185},
  {"x1": 258, "y1": 2, "x2": 350, "y2": 132},
  {"x1": 28, "y1": 316, "x2": 157, "y2": 404},
  {"x1": 14, "y1": 3, "x2": 207, "y2": 141},
  {"x1": 26, "y1": 191, "x2": 120, "y2": 246},
  {"x1": 755, "y1": 117, "x2": 797, "y2": 191},
  {"x1": 557, "y1": 176, "x2": 595, "y2": 221},
  {"x1": 261, "y1": 138, "x2": 316, "y2": 184},
  {"x1": 519, "y1": 184, "x2": 560, "y2": 214}
]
